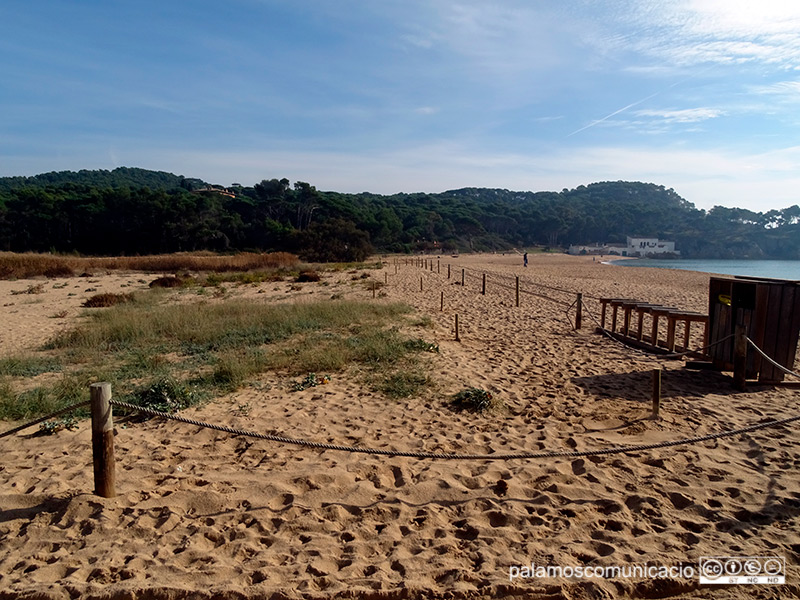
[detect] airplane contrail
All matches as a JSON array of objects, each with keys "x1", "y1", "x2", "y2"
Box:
[
  {"x1": 566, "y1": 90, "x2": 661, "y2": 137},
  {"x1": 567, "y1": 68, "x2": 711, "y2": 138}
]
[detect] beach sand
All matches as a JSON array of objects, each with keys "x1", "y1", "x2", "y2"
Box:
[{"x1": 1, "y1": 253, "x2": 798, "y2": 599}]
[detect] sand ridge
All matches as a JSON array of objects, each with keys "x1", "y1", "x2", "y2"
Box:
[{"x1": 1, "y1": 253, "x2": 798, "y2": 599}]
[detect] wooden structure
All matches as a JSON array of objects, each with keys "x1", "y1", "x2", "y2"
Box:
[
  {"x1": 598, "y1": 298, "x2": 708, "y2": 355},
  {"x1": 707, "y1": 276, "x2": 800, "y2": 382}
]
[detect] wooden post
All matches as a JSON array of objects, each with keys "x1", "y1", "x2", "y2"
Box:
[
  {"x1": 576, "y1": 293, "x2": 582, "y2": 330},
  {"x1": 90, "y1": 382, "x2": 116, "y2": 498},
  {"x1": 440, "y1": 291, "x2": 444, "y2": 312},
  {"x1": 734, "y1": 325, "x2": 747, "y2": 391},
  {"x1": 515, "y1": 276, "x2": 519, "y2": 307},
  {"x1": 651, "y1": 369, "x2": 661, "y2": 419},
  {"x1": 420, "y1": 276, "x2": 423, "y2": 292},
  {"x1": 437, "y1": 260, "x2": 440, "y2": 274},
  {"x1": 461, "y1": 269, "x2": 465, "y2": 287},
  {"x1": 447, "y1": 264, "x2": 450, "y2": 279},
  {"x1": 395, "y1": 264, "x2": 398, "y2": 274},
  {"x1": 384, "y1": 272, "x2": 388, "y2": 284},
  {"x1": 482, "y1": 273, "x2": 486, "y2": 295},
  {"x1": 455, "y1": 314, "x2": 460, "y2": 342}
]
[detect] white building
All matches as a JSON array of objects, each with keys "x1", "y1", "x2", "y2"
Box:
[{"x1": 625, "y1": 237, "x2": 678, "y2": 257}]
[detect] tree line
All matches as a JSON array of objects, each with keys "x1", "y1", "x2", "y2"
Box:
[{"x1": 0, "y1": 167, "x2": 798, "y2": 260}]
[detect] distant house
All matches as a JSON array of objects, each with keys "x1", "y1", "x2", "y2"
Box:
[
  {"x1": 567, "y1": 238, "x2": 678, "y2": 257},
  {"x1": 566, "y1": 243, "x2": 626, "y2": 256},
  {"x1": 625, "y1": 236, "x2": 678, "y2": 257},
  {"x1": 192, "y1": 185, "x2": 237, "y2": 199}
]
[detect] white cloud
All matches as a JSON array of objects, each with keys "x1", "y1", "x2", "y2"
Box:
[
  {"x1": 622, "y1": 0, "x2": 800, "y2": 67},
  {"x1": 633, "y1": 108, "x2": 723, "y2": 123}
]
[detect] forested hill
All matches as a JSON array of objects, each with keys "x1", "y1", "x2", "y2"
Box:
[{"x1": 0, "y1": 168, "x2": 798, "y2": 261}]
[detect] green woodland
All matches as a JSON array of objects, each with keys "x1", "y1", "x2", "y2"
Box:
[{"x1": 1, "y1": 167, "x2": 798, "y2": 261}]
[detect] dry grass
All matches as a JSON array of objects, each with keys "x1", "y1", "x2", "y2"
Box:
[
  {"x1": 0, "y1": 252, "x2": 300, "y2": 279},
  {"x1": 82, "y1": 292, "x2": 136, "y2": 308}
]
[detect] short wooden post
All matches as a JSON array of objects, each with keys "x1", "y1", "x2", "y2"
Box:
[
  {"x1": 482, "y1": 273, "x2": 486, "y2": 295},
  {"x1": 395, "y1": 264, "x2": 398, "y2": 274},
  {"x1": 420, "y1": 276, "x2": 423, "y2": 292},
  {"x1": 440, "y1": 291, "x2": 444, "y2": 312},
  {"x1": 651, "y1": 369, "x2": 661, "y2": 419},
  {"x1": 575, "y1": 293, "x2": 582, "y2": 330},
  {"x1": 447, "y1": 264, "x2": 451, "y2": 278},
  {"x1": 515, "y1": 276, "x2": 519, "y2": 307},
  {"x1": 90, "y1": 382, "x2": 116, "y2": 498},
  {"x1": 455, "y1": 314, "x2": 460, "y2": 342},
  {"x1": 734, "y1": 325, "x2": 747, "y2": 391},
  {"x1": 437, "y1": 260, "x2": 440, "y2": 274},
  {"x1": 461, "y1": 269, "x2": 465, "y2": 287},
  {"x1": 384, "y1": 272, "x2": 388, "y2": 284}
]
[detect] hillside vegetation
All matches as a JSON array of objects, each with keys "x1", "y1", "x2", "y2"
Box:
[{"x1": 0, "y1": 168, "x2": 798, "y2": 260}]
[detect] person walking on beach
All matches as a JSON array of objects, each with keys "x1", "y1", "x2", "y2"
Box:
[{"x1": 523, "y1": 252, "x2": 528, "y2": 267}]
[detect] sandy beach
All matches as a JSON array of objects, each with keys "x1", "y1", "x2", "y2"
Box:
[{"x1": 1, "y1": 253, "x2": 798, "y2": 599}]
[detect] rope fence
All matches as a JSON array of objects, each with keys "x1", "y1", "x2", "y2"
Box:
[
  {"x1": 0, "y1": 400, "x2": 90, "y2": 440},
  {"x1": 1, "y1": 260, "x2": 797, "y2": 499}
]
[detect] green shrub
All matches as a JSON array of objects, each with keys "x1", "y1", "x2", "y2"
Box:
[
  {"x1": 451, "y1": 387, "x2": 497, "y2": 413},
  {"x1": 130, "y1": 377, "x2": 195, "y2": 415},
  {"x1": 83, "y1": 292, "x2": 136, "y2": 307}
]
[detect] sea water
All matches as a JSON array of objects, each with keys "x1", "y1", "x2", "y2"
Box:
[{"x1": 609, "y1": 259, "x2": 800, "y2": 281}]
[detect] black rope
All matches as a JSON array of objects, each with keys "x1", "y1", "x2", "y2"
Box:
[
  {"x1": 0, "y1": 400, "x2": 91, "y2": 439},
  {"x1": 109, "y1": 399, "x2": 799, "y2": 461}
]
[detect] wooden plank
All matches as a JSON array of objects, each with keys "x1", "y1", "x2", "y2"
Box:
[
  {"x1": 743, "y1": 309, "x2": 758, "y2": 379},
  {"x1": 683, "y1": 319, "x2": 691, "y2": 352},
  {"x1": 719, "y1": 304, "x2": 732, "y2": 370},
  {"x1": 759, "y1": 284, "x2": 783, "y2": 382},
  {"x1": 786, "y1": 283, "x2": 800, "y2": 380},
  {"x1": 750, "y1": 284, "x2": 770, "y2": 379},
  {"x1": 772, "y1": 285, "x2": 795, "y2": 382},
  {"x1": 666, "y1": 315, "x2": 677, "y2": 352},
  {"x1": 623, "y1": 305, "x2": 633, "y2": 336}
]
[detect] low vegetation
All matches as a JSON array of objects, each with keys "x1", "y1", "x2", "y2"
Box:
[
  {"x1": 451, "y1": 387, "x2": 501, "y2": 413},
  {"x1": 82, "y1": 292, "x2": 136, "y2": 307},
  {"x1": 0, "y1": 296, "x2": 436, "y2": 422},
  {"x1": 0, "y1": 251, "x2": 300, "y2": 280}
]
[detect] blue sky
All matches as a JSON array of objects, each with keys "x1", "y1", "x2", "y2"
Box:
[{"x1": 2, "y1": 0, "x2": 800, "y2": 212}]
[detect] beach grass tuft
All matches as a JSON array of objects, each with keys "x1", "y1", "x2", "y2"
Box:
[{"x1": 1, "y1": 297, "x2": 436, "y2": 421}]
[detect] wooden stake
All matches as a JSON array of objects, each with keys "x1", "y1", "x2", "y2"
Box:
[
  {"x1": 420, "y1": 276, "x2": 423, "y2": 292},
  {"x1": 447, "y1": 264, "x2": 451, "y2": 279},
  {"x1": 440, "y1": 291, "x2": 444, "y2": 312},
  {"x1": 437, "y1": 260, "x2": 440, "y2": 274},
  {"x1": 651, "y1": 369, "x2": 661, "y2": 419},
  {"x1": 734, "y1": 324, "x2": 747, "y2": 391},
  {"x1": 461, "y1": 269, "x2": 465, "y2": 287},
  {"x1": 384, "y1": 272, "x2": 388, "y2": 284},
  {"x1": 90, "y1": 382, "x2": 116, "y2": 498},
  {"x1": 482, "y1": 273, "x2": 486, "y2": 295},
  {"x1": 373, "y1": 281, "x2": 376, "y2": 298},
  {"x1": 455, "y1": 314, "x2": 460, "y2": 342},
  {"x1": 515, "y1": 276, "x2": 519, "y2": 307},
  {"x1": 576, "y1": 293, "x2": 583, "y2": 330}
]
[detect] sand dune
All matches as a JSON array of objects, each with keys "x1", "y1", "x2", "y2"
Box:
[{"x1": 1, "y1": 253, "x2": 798, "y2": 599}]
